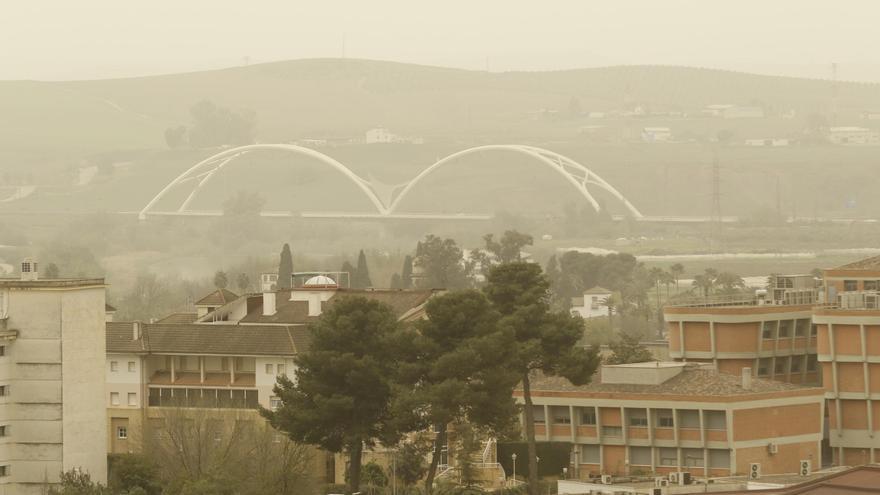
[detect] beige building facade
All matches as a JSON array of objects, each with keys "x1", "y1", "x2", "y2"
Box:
[{"x1": 0, "y1": 271, "x2": 108, "y2": 493}]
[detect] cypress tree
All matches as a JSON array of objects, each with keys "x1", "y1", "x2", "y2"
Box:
[
  {"x1": 278, "y1": 243, "x2": 293, "y2": 289},
  {"x1": 354, "y1": 250, "x2": 372, "y2": 288},
  {"x1": 401, "y1": 255, "x2": 414, "y2": 289}
]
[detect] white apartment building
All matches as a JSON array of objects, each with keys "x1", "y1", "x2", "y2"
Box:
[
  {"x1": 570, "y1": 287, "x2": 612, "y2": 319},
  {"x1": 0, "y1": 261, "x2": 108, "y2": 493}
]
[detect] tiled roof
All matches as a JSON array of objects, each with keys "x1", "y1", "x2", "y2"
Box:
[
  {"x1": 106, "y1": 322, "x2": 308, "y2": 357},
  {"x1": 526, "y1": 367, "x2": 819, "y2": 397},
  {"x1": 834, "y1": 255, "x2": 880, "y2": 270},
  {"x1": 195, "y1": 288, "x2": 238, "y2": 306},
  {"x1": 156, "y1": 312, "x2": 198, "y2": 324},
  {"x1": 239, "y1": 289, "x2": 435, "y2": 324},
  {"x1": 584, "y1": 286, "x2": 611, "y2": 295},
  {"x1": 0, "y1": 278, "x2": 105, "y2": 288}
]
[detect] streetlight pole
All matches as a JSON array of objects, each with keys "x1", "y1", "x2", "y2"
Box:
[{"x1": 511, "y1": 453, "x2": 517, "y2": 483}]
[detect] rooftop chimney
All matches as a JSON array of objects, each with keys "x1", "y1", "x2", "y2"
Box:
[
  {"x1": 742, "y1": 367, "x2": 752, "y2": 390},
  {"x1": 263, "y1": 292, "x2": 277, "y2": 316},
  {"x1": 20, "y1": 258, "x2": 38, "y2": 281},
  {"x1": 132, "y1": 321, "x2": 142, "y2": 341}
]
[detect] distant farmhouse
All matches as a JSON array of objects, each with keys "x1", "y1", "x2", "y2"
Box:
[
  {"x1": 827, "y1": 126, "x2": 880, "y2": 145},
  {"x1": 641, "y1": 126, "x2": 673, "y2": 143}
]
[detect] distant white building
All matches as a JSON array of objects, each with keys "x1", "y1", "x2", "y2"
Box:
[
  {"x1": 641, "y1": 127, "x2": 672, "y2": 143},
  {"x1": 570, "y1": 286, "x2": 612, "y2": 319},
  {"x1": 365, "y1": 127, "x2": 398, "y2": 144},
  {"x1": 744, "y1": 138, "x2": 790, "y2": 147},
  {"x1": 827, "y1": 126, "x2": 880, "y2": 145},
  {"x1": 723, "y1": 106, "x2": 765, "y2": 119},
  {"x1": 703, "y1": 104, "x2": 734, "y2": 117}
]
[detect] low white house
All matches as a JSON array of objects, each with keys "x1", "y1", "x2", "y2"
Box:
[
  {"x1": 570, "y1": 286, "x2": 612, "y2": 319},
  {"x1": 365, "y1": 127, "x2": 398, "y2": 144},
  {"x1": 641, "y1": 127, "x2": 672, "y2": 143},
  {"x1": 744, "y1": 138, "x2": 790, "y2": 147},
  {"x1": 827, "y1": 126, "x2": 880, "y2": 145}
]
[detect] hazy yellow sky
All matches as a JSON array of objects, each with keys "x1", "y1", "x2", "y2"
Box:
[{"x1": 4, "y1": 0, "x2": 879, "y2": 81}]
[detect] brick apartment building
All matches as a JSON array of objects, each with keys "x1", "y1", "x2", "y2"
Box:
[
  {"x1": 815, "y1": 255, "x2": 880, "y2": 466},
  {"x1": 517, "y1": 362, "x2": 824, "y2": 478},
  {"x1": 664, "y1": 275, "x2": 820, "y2": 385}
]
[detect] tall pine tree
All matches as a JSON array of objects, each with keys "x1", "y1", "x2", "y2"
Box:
[
  {"x1": 484, "y1": 263, "x2": 600, "y2": 495},
  {"x1": 278, "y1": 243, "x2": 293, "y2": 289},
  {"x1": 263, "y1": 297, "x2": 414, "y2": 494}
]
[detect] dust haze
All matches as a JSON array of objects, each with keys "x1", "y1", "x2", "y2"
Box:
[{"x1": 1, "y1": 3, "x2": 880, "y2": 492}]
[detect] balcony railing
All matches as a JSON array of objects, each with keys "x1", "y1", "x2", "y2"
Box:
[{"x1": 665, "y1": 291, "x2": 818, "y2": 309}]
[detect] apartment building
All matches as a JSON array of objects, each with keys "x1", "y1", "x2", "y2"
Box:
[
  {"x1": 814, "y1": 255, "x2": 880, "y2": 465},
  {"x1": 664, "y1": 275, "x2": 820, "y2": 385},
  {"x1": 0, "y1": 262, "x2": 108, "y2": 493},
  {"x1": 519, "y1": 362, "x2": 824, "y2": 479},
  {"x1": 106, "y1": 278, "x2": 436, "y2": 460}
]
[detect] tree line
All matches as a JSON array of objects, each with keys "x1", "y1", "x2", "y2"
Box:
[{"x1": 263, "y1": 261, "x2": 601, "y2": 495}]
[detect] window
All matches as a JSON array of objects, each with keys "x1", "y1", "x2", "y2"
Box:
[
  {"x1": 655, "y1": 409, "x2": 674, "y2": 428},
  {"x1": 276, "y1": 364, "x2": 286, "y2": 375},
  {"x1": 678, "y1": 410, "x2": 700, "y2": 428},
  {"x1": 658, "y1": 447, "x2": 678, "y2": 466},
  {"x1": 551, "y1": 406, "x2": 571, "y2": 424},
  {"x1": 117, "y1": 427, "x2": 128, "y2": 439},
  {"x1": 580, "y1": 408, "x2": 597, "y2": 425},
  {"x1": 110, "y1": 361, "x2": 118, "y2": 372},
  {"x1": 0, "y1": 346, "x2": 5, "y2": 357},
  {"x1": 629, "y1": 446, "x2": 652, "y2": 466},
  {"x1": 0, "y1": 465, "x2": 9, "y2": 477},
  {"x1": 757, "y1": 358, "x2": 771, "y2": 376},
  {"x1": 111, "y1": 392, "x2": 120, "y2": 406},
  {"x1": 128, "y1": 393, "x2": 137, "y2": 407},
  {"x1": 705, "y1": 411, "x2": 726, "y2": 430},
  {"x1": 844, "y1": 280, "x2": 858, "y2": 291},
  {"x1": 532, "y1": 406, "x2": 546, "y2": 424},
  {"x1": 774, "y1": 357, "x2": 789, "y2": 375},
  {"x1": 0, "y1": 425, "x2": 8, "y2": 437},
  {"x1": 601, "y1": 426, "x2": 622, "y2": 437},
  {"x1": 128, "y1": 361, "x2": 136, "y2": 372},
  {"x1": 265, "y1": 363, "x2": 274, "y2": 375},
  {"x1": 795, "y1": 319, "x2": 810, "y2": 337},
  {"x1": 865, "y1": 280, "x2": 880, "y2": 291},
  {"x1": 791, "y1": 356, "x2": 803, "y2": 373},
  {"x1": 0, "y1": 386, "x2": 7, "y2": 397},
  {"x1": 682, "y1": 448, "x2": 704, "y2": 467},
  {"x1": 580, "y1": 444, "x2": 600, "y2": 464},
  {"x1": 778, "y1": 320, "x2": 793, "y2": 338},
  {"x1": 179, "y1": 356, "x2": 188, "y2": 371},
  {"x1": 270, "y1": 396, "x2": 282, "y2": 411},
  {"x1": 221, "y1": 358, "x2": 229, "y2": 371},
  {"x1": 628, "y1": 409, "x2": 648, "y2": 427},
  {"x1": 807, "y1": 354, "x2": 818, "y2": 372},
  {"x1": 761, "y1": 321, "x2": 777, "y2": 340},
  {"x1": 708, "y1": 449, "x2": 731, "y2": 469}
]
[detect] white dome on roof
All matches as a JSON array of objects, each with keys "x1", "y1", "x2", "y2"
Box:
[{"x1": 303, "y1": 275, "x2": 338, "y2": 288}]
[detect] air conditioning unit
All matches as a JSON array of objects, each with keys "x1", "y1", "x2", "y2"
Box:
[
  {"x1": 654, "y1": 477, "x2": 669, "y2": 488},
  {"x1": 749, "y1": 463, "x2": 761, "y2": 480},
  {"x1": 601, "y1": 474, "x2": 613, "y2": 485},
  {"x1": 768, "y1": 443, "x2": 778, "y2": 455},
  {"x1": 681, "y1": 472, "x2": 693, "y2": 485},
  {"x1": 799, "y1": 459, "x2": 811, "y2": 476},
  {"x1": 668, "y1": 472, "x2": 680, "y2": 484}
]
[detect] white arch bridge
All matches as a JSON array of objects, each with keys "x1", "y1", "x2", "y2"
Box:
[{"x1": 137, "y1": 144, "x2": 643, "y2": 220}]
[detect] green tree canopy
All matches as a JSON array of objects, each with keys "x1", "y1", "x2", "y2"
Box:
[
  {"x1": 606, "y1": 332, "x2": 655, "y2": 364},
  {"x1": 262, "y1": 296, "x2": 414, "y2": 494},
  {"x1": 403, "y1": 290, "x2": 520, "y2": 493},
  {"x1": 213, "y1": 271, "x2": 228, "y2": 289},
  {"x1": 414, "y1": 235, "x2": 472, "y2": 289},
  {"x1": 401, "y1": 255, "x2": 414, "y2": 289},
  {"x1": 483, "y1": 262, "x2": 600, "y2": 495}
]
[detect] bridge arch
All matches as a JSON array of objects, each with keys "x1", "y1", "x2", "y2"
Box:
[
  {"x1": 387, "y1": 145, "x2": 643, "y2": 218},
  {"x1": 138, "y1": 144, "x2": 386, "y2": 219}
]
